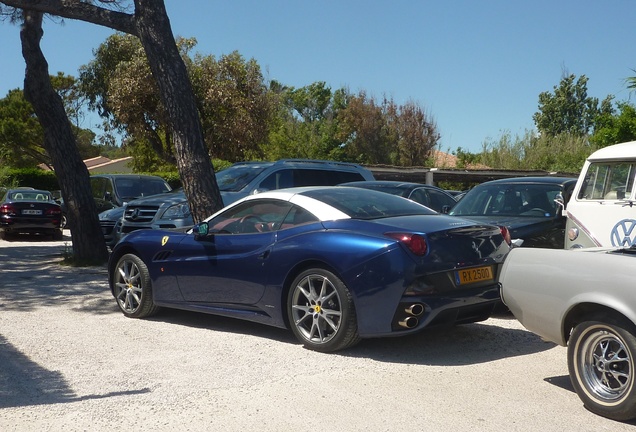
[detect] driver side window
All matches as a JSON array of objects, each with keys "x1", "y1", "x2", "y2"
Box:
[{"x1": 208, "y1": 200, "x2": 293, "y2": 234}]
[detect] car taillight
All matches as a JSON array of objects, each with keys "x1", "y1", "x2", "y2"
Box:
[
  {"x1": 0, "y1": 204, "x2": 16, "y2": 215},
  {"x1": 499, "y1": 226, "x2": 511, "y2": 245},
  {"x1": 385, "y1": 232, "x2": 428, "y2": 256},
  {"x1": 45, "y1": 207, "x2": 61, "y2": 216}
]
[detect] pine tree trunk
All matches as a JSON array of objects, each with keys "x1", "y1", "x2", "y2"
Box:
[
  {"x1": 134, "y1": 0, "x2": 223, "y2": 222},
  {"x1": 20, "y1": 10, "x2": 108, "y2": 264}
]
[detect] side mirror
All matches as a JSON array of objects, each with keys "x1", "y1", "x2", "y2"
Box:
[
  {"x1": 554, "y1": 193, "x2": 564, "y2": 212},
  {"x1": 441, "y1": 205, "x2": 451, "y2": 214},
  {"x1": 193, "y1": 222, "x2": 209, "y2": 236}
]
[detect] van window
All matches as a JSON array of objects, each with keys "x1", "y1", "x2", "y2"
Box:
[{"x1": 578, "y1": 162, "x2": 635, "y2": 200}]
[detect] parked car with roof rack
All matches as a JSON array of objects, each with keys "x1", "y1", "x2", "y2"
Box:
[{"x1": 114, "y1": 159, "x2": 374, "y2": 243}]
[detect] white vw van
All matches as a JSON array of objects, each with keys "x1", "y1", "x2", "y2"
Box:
[{"x1": 565, "y1": 140, "x2": 636, "y2": 248}]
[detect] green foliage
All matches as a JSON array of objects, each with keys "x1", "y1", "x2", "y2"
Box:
[
  {"x1": 262, "y1": 82, "x2": 346, "y2": 161},
  {"x1": 476, "y1": 130, "x2": 593, "y2": 173},
  {"x1": 590, "y1": 102, "x2": 636, "y2": 148},
  {"x1": 80, "y1": 35, "x2": 274, "y2": 165},
  {"x1": 0, "y1": 89, "x2": 47, "y2": 167},
  {"x1": 192, "y1": 50, "x2": 274, "y2": 162},
  {"x1": 0, "y1": 81, "x2": 101, "y2": 169},
  {"x1": 0, "y1": 168, "x2": 59, "y2": 190},
  {"x1": 533, "y1": 74, "x2": 614, "y2": 137}
]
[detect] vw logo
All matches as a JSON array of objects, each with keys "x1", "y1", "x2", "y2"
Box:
[{"x1": 610, "y1": 219, "x2": 636, "y2": 247}]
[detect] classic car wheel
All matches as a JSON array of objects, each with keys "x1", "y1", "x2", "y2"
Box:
[
  {"x1": 288, "y1": 269, "x2": 360, "y2": 352},
  {"x1": 568, "y1": 317, "x2": 636, "y2": 421},
  {"x1": 113, "y1": 253, "x2": 159, "y2": 318}
]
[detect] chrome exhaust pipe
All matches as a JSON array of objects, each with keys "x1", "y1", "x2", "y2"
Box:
[
  {"x1": 398, "y1": 316, "x2": 418, "y2": 329},
  {"x1": 405, "y1": 303, "x2": 424, "y2": 316}
]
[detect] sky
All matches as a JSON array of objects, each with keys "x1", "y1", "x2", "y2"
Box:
[{"x1": 1, "y1": 0, "x2": 635, "y2": 154}]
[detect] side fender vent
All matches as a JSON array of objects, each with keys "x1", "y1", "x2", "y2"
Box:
[{"x1": 153, "y1": 250, "x2": 173, "y2": 261}]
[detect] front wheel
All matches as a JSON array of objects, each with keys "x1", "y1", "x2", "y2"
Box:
[
  {"x1": 568, "y1": 317, "x2": 636, "y2": 421},
  {"x1": 112, "y1": 253, "x2": 159, "y2": 318},
  {"x1": 287, "y1": 268, "x2": 360, "y2": 352}
]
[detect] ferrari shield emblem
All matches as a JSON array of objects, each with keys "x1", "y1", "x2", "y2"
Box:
[{"x1": 161, "y1": 236, "x2": 169, "y2": 246}]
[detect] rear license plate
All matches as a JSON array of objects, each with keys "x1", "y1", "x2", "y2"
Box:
[
  {"x1": 22, "y1": 209, "x2": 42, "y2": 215},
  {"x1": 455, "y1": 266, "x2": 494, "y2": 285}
]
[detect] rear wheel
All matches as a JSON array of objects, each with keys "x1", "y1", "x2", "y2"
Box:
[
  {"x1": 287, "y1": 268, "x2": 360, "y2": 352},
  {"x1": 112, "y1": 253, "x2": 159, "y2": 318},
  {"x1": 568, "y1": 316, "x2": 636, "y2": 421}
]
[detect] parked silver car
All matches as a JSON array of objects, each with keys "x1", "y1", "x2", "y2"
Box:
[{"x1": 499, "y1": 246, "x2": 636, "y2": 421}]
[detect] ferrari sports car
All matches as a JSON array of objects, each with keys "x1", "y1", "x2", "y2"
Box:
[
  {"x1": 109, "y1": 186, "x2": 511, "y2": 352},
  {"x1": 0, "y1": 188, "x2": 63, "y2": 240}
]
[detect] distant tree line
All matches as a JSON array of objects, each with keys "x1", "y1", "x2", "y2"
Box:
[
  {"x1": 454, "y1": 73, "x2": 636, "y2": 173},
  {"x1": 0, "y1": 34, "x2": 440, "y2": 173}
]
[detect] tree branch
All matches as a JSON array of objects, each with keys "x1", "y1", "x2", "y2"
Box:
[{"x1": 0, "y1": 0, "x2": 137, "y2": 35}]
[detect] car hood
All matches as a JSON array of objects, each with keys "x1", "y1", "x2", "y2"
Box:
[
  {"x1": 125, "y1": 190, "x2": 187, "y2": 207},
  {"x1": 99, "y1": 206, "x2": 125, "y2": 221}
]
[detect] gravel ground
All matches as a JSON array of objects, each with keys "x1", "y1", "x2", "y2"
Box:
[{"x1": 1, "y1": 231, "x2": 635, "y2": 432}]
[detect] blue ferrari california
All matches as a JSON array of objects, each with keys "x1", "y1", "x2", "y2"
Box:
[{"x1": 109, "y1": 186, "x2": 511, "y2": 352}]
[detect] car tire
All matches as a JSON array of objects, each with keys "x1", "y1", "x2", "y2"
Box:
[
  {"x1": 112, "y1": 253, "x2": 160, "y2": 318},
  {"x1": 287, "y1": 268, "x2": 360, "y2": 352},
  {"x1": 568, "y1": 316, "x2": 636, "y2": 421}
]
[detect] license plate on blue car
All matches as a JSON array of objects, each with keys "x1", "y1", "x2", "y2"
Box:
[{"x1": 455, "y1": 266, "x2": 493, "y2": 285}]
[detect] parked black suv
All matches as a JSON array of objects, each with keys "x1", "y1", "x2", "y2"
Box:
[{"x1": 114, "y1": 159, "x2": 374, "y2": 241}]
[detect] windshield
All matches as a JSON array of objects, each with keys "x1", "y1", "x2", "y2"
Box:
[
  {"x1": 215, "y1": 164, "x2": 269, "y2": 192},
  {"x1": 114, "y1": 177, "x2": 171, "y2": 199},
  {"x1": 302, "y1": 187, "x2": 437, "y2": 219},
  {"x1": 450, "y1": 183, "x2": 561, "y2": 217}
]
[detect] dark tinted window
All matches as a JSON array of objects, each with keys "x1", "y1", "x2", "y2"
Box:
[
  {"x1": 216, "y1": 165, "x2": 269, "y2": 192},
  {"x1": 427, "y1": 189, "x2": 457, "y2": 211},
  {"x1": 302, "y1": 187, "x2": 436, "y2": 219},
  {"x1": 292, "y1": 169, "x2": 365, "y2": 187},
  {"x1": 114, "y1": 177, "x2": 171, "y2": 199},
  {"x1": 450, "y1": 183, "x2": 562, "y2": 217}
]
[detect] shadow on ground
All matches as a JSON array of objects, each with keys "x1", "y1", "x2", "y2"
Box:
[{"x1": 0, "y1": 335, "x2": 149, "y2": 409}]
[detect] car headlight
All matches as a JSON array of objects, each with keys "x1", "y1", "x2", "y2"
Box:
[
  {"x1": 161, "y1": 202, "x2": 191, "y2": 220},
  {"x1": 567, "y1": 227, "x2": 579, "y2": 241}
]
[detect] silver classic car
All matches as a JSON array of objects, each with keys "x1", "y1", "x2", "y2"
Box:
[{"x1": 499, "y1": 246, "x2": 636, "y2": 421}]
